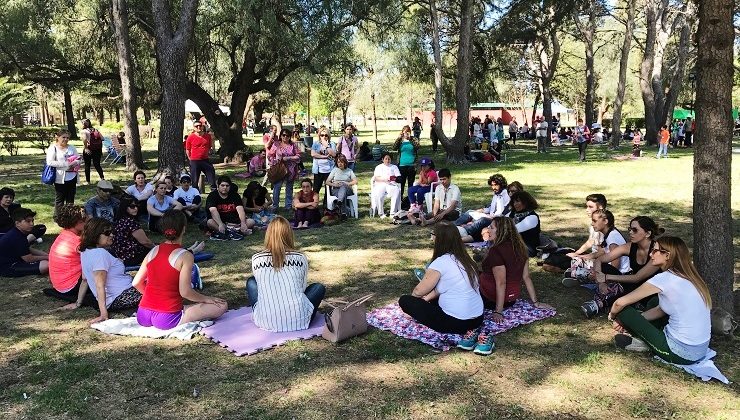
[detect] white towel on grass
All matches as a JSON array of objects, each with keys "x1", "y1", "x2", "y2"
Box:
[
  {"x1": 91, "y1": 317, "x2": 213, "y2": 340},
  {"x1": 654, "y1": 348, "x2": 729, "y2": 384}
]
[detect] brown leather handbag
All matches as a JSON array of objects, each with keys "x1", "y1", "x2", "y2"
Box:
[
  {"x1": 322, "y1": 294, "x2": 374, "y2": 343},
  {"x1": 267, "y1": 160, "x2": 288, "y2": 183}
]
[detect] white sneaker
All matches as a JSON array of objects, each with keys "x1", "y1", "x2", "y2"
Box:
[
  {"x1": 614, "y1": 334, "x2": 650, "y2": 352},
  {"x1": 379, "y1": 213, "x2": 387, "y2": 219}
]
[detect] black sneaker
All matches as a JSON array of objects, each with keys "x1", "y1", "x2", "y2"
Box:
[
  {"x1": 209, "y1": 231, "x2": 228, "y2": 241},
  {"x1": 580, "y1": 300, "x2": 599, "y2": 318},
  {"x1": 227, "y1": 230, "x2": 244, "y2": 241},
  {"x1": 562, "y1": 277, "x2": 581, "y2": 288},
  {"x1": 614, "y1": 334, "x2": 650, "y2": 352}
]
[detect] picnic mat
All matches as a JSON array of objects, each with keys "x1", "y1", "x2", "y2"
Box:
[
  {"x1": 91, "y1": 317, "x2": 213, "y2": 340},
  {"x1": 366, "y1": 300, "x2": 557, "y2": 351},
  {"x1": 200, "y1": 306, "x2": 325, "y2": 356}
]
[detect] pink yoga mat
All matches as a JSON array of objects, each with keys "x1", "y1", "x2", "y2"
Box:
[{"x1": 200, "y1": 306, "x2": 325, "y2": 356}]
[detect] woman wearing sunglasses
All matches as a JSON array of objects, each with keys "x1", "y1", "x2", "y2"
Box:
[
  {"x1": 580, "y1": 216, "x2": 664, "y2": 318},
  {"x1": 111, "y1": 196, "x2": 155, "y2": 266},
  {"x1": 310, "y1": 127, "x2": 336, "y2": 199},
  {"x1": 80, "y1": 218, "x2": 141, "y2": 323},
  {"x1": 268, "y1": 128, "x2": 302, "y2": 209},
  {"x1": 608, "y1": 236, "x2": 712, "y2": 364}
]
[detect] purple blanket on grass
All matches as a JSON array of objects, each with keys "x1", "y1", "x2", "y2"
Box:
[
  {"x1": 200, "y1": 306, "x2": 325, "y2": 356},
  {"x1": 366, "y1": 300, "x2": 556, "y2": 351}
]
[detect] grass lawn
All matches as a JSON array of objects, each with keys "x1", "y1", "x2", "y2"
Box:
[{"x1": 0, "y1": 131, "x2": 739, "y2": 419}]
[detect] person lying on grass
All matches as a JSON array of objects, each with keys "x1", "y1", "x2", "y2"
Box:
[
  {"x1": 133, "y1": 210, "x2": 227, "y2": 330},
  {"x1": 246, "y1": 216, "x2": 326, "y2": 332},
  {"x1": 608, "y1": 236, "x2": 712, "y2": 364},
  {"x1": 0, "y1": 208, "x2": 49, "y2": 278},
  {"x1": 571, "y1": 216, "x2": 663, "y2": 319},
  {"x1": 399, "y1": 221, "x2": 484, "y2": 337},
  {"x1": 80, "y1": 218, "x2": 142, "y2": 323}
]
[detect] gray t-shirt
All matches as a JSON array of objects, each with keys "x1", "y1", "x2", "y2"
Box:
[{"x1": 84, "y1": 196, "x2": 119, "y2": 222}]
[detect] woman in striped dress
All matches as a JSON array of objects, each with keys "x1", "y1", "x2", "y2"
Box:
[{"x1": 246, "y1": 216, "x2": 326, "y2": 332}]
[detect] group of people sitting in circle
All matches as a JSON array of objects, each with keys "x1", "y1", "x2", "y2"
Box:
[
  {"x1": 0, "y1": 123, "x2": 716, "y2": 368},
  {"x1": 397, "y1": 189, "x2": 713, "y2": 364}
]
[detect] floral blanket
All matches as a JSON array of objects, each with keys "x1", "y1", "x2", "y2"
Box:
[{"x1": 366, "y1": 300, "x2": 557, "y2": 351}]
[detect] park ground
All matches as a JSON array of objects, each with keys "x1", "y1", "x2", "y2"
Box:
[{"x1": 0, "y1": 132, "x2": 739, "y2": 419}]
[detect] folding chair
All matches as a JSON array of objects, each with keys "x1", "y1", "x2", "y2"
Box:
[{"x1": 325, "y1": 184, "x2": 359, "y2": 218}]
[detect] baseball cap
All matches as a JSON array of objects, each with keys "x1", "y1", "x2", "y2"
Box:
[
  {"x1": 419, "y1": 157, "x2": 432, "y2": 166},
  {"x1": 97, "y1": 180, "x2": 114, "y2": 190},
  {"x1": 180, "y1": 174, "x2": 192, "y2": 182}
]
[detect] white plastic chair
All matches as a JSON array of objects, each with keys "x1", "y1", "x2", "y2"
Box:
[
  {"x1": 102, "y1": 137, "x2": 123, "y2": 164},
  {"x1": 423, "y1": 171, "x2": 441, "y2": 213},
  {"x1": 325, "y1": 184, "x2": 358, "y2": 218},
  {"x1": 368, "y1": 178, "x2": 377, "y2": 217}
]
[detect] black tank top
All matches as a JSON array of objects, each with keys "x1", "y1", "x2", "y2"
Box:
[{"x1": 625, "y1": 241, "x2": 660, "y2": 294}]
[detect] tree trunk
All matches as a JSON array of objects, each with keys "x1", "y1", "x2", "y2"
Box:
[
  {"x1": 96, "y1": 108, "x2": 105, "y2": 126},
  {"x1": 62, "y1": 84, "x2": 77, "y2": 139},
  {"x1": 151, "y1": 0, "x2": 199, "y2": 176},
  {"x1": 112, "y1": 0, "x2": 144, "y2": 170},
  {"x1": 639, "y1": 1, "x2": 660, "y2": 144},
  {"x1": 611, "y1": 0, "x2": 636, "y2": 148},
  {"x1": 428, "y1": 0, "x2": 455, "y2": 156},
  {"x1": 582, "y1": 5, "x2": 597, "y2": 127},
  {"x1": 440, "y1": 0, "x2": 474, "y2": 163},
  {"x1": 531, "y1": 90, "x2": 541, "y2": 128},
  {"x1": 693, "y1": 0, "x2": 734, "y2": 316},
  {"x1": 306, "y1": 81, "x2": 311, "y2": 135},
  {"x1": 662, "y1": 9, "x2": 693, "y2": 128},
  {"x1": 370, "y1": 92, "x2": 378, "y2": 143}
]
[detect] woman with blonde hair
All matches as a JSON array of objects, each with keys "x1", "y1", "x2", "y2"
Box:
[
  {"x1": 609, "y1": 236, "x2": 712, "y2": 364},
  {"x1": 246, "y1": 216, "x2": 326, "y2": 332}
]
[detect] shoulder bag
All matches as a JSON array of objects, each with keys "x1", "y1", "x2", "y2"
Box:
[
  {"x1": 41, "y1": 147, "x2": 56, "y2": 185},
  {"x1": 322, "y1": 294, "x2": 374, "y2": 343},
  {"x1": 267, "y1": 159, "x2": 288, "y2": 184}
]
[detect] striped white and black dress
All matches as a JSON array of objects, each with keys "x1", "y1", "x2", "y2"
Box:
[{"x1": 251, "y1": 251, "x2": 313, "y2": 332}]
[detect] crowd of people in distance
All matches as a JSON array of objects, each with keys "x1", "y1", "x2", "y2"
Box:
[{"x1": 0, "y1": 117, "x2": 718, "y2": 374}]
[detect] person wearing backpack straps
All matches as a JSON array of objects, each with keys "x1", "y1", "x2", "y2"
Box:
[
  {"x1": 81, "y1": 118, "x2": 105, "y2": 185},
  {"x1": 133, "y1": 209, "x2": 227, "y2": 329}
]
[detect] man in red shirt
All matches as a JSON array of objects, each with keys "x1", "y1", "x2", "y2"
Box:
[{"x1": 185, "y1": 121, "x2": 217, "y2": 191}]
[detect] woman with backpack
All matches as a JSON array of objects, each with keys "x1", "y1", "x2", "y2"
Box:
[{"x1": 81, "y1": 118, "x2": 105, "y2": 184}]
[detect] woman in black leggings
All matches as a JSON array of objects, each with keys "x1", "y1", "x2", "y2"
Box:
[{"x1": 81, "y1": 119, "x2": 105, "y2": 184}]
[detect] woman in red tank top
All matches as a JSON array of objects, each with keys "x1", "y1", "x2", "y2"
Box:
[{"x1": 133, "y1": 210, "x2": 227, "y2": 329}]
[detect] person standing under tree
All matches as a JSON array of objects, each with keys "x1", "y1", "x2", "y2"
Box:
[
  {"x1": 508, "y1": 117, "x2": 518, "y2": 146},
  {"x1": 185, "y1": 121, "x2": 217, "y2": 192},
  {"x1": 535, "y1": 117, "x2": 548, "y2": 153},
  {"x1": 81, "y1": 119, "x2": 105, "y2": 185}
]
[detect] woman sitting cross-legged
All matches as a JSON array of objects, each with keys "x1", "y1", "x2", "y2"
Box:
[
  {"x1": 49, "y1": 204, "x2": 95, "y2": 309},
  {"x1": 242, "y1": 181, "x2": 276, "y2": 229},
  {"x1": 146, "y1": 181, "x2": 183, "y2": 232},
  {"x1": 293, "y1": 178, "x2": 320, "y2": 229},
  {"x1": 608, "y1": 236, "x2": 712, "y2": 365},
  {"x1": 399, "y1": 221, "x2": 484, "y2": 337},
  {"x1": 112, "y1": 196, "x2": 155, "y2": 266},
  {"x1": 477, "y1": 216, "x2": 554, "y2": 320},
  {"x1": 578, "y1": 216, "x2": 663, "y2": 318},
  {"x1": 246, "y1": 216, "x2": 326, "y2": 332},
  {"x1": 133, "y1": 210, "x2": 227, "y2": 330},
  {"x1": 80, "y1": 218, "x2": 142, "y2": 323}
]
